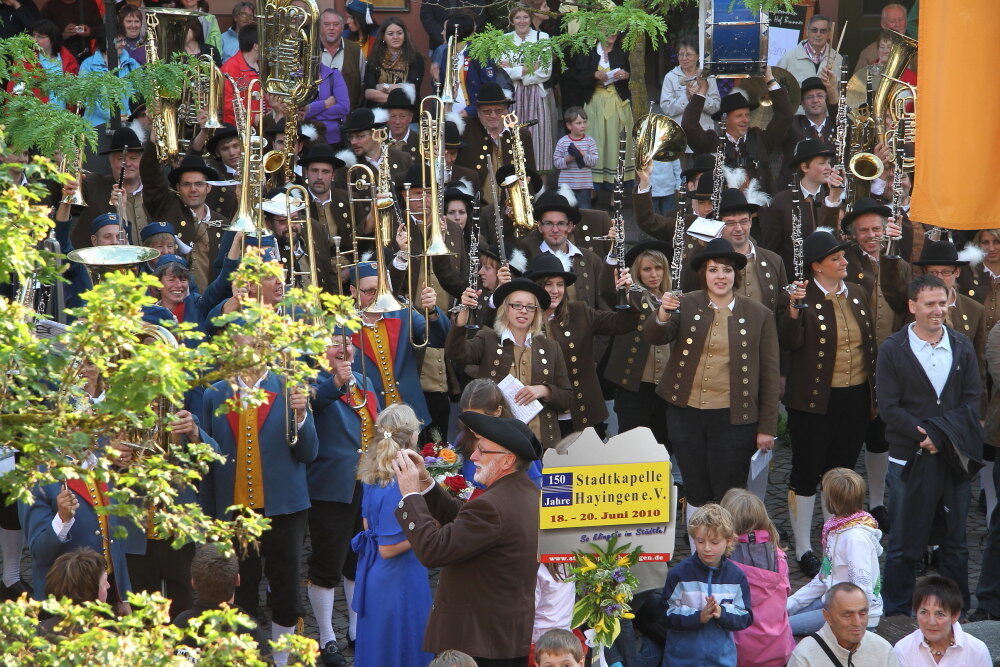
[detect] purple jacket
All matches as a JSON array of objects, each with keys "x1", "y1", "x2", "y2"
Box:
[
  {"x1": 305, "y1": 64, "x2": 350, "y2": 144},
  {"x1": 730, "y1": 531, "x2": 794, "y2": 667}
]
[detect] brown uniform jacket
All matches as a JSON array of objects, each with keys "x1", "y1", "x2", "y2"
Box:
[
  {"x1": 983, "y1": 321, "x2": 1000, "y2": 447},
  {"x1": 844, "y1": 244, "x2": 912, "y2": 334},
  {"x1": 779, "y1": 109, "x2": 837, "y2": 185},
  {"x1": 644, "y1": 291, "x2": 780, "y2": 434},
  {"x1": 203, "y1": 157, "x2": 239, "y2": 220},
  {"x1": 760, "y1": 185, "x2": 840, "y2": 276},
  {"x1": 395, "y1": 471, "x2": 539, "y2": 659},
  {"x1": 388, "y1": 130, "x2": 420, "y2": 162},
  {"x1": 546, "y1": 301, "x2": 640, "y2": 431},
  {"x1": 777, "y1": 280, "x2": 877, "y2": 414},
  {"x1": 445, "y1": 326, "x2": 572, "y2": 448},
  {"x1": 515, "y1": 239, "x2": 611, "y2": 311},
  {"x1": 604, "y1": 296, "x2": 666, "y2": 391},
  {"x1": 74, "y1": 171, "x2": 115, "y2": 251},
  {"x1": 955, "y1": 263, "x2": 1000, "y2": 336},
  {"x1": 455, "y1": 119, "x2": 536, "y2": 192}
]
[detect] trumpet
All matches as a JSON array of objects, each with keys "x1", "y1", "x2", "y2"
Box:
[
  {"x1": 331, "y1": 234, "x2": 368, "y2": 411},
  {"x1": 58, "y1": 138, "x2": 87, "y2": 208},
  {"x1": 440, "y1": 27, "x2": 460, "y2": 105}
]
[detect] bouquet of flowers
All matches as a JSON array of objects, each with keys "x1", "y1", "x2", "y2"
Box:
[
  {"x1": 420, "y1": 442, "x2": 483, "y2": 501},
  {"x1": 569, "y1": 536, "x2": 643, "y2": 649}
]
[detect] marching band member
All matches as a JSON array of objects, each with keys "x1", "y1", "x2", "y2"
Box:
[
  {"x1": 456, "y1": 82, "x2": 537, "y2": 191},
  {"x1": 259, "y1": 190, "x2": 335, "y2": 293},
  {"x1": 443, "y1": 119, "x2": 479, "y2": 187},
  {"x1": 779, "y1": 77, "x2": 837, "y2": 185},
  {"x1": 527, "y1": 252, "x2": 639, "y2": 437},
  {"x1": 470, "y1": 244, "x2": 525, "y2": 328},
  {"x1": 299, "y1": 143, "x2": 354, "y2": 252},
  {"x1": 199, "y1": 329, "x2": 318, "y2": 667},
  {"x1": 74, "y1": 127, "x2": 144, "y2": 251},
  {"x1": 348, "y1": 261, "x2": 448, "y2": 427},
  {"x1": 307, "y1": 335, "x2": 380, "y2": 667},
  {"x1": 781, "y1": 230, "x2": 877, "y2": 577},
  {"x1": 383, "y1": 87, "x2": 419, "y2": 160},
  {"x1": 646, "y1": 239, "x2": 779, "y2": 523},
  {"x1": 959, "y1": 229, "x2": 1000, "y2": 335},
  {"x1": 634, "y1": 162, "x2": 713, "y2": 257}
]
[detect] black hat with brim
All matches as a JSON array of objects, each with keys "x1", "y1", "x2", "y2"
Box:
[
  {"x1": 525, "y1": 251, "x2": 578, "y2": 286},
  {"x1": 442, "y1": 185, "x2": 474, "y2": 209},
  {"x1": 479, "y1": 244, "x2": 528, "y2": 276},
  {"x1": 299, "y1": 143, "x2": 347, "y2": 169},
  {"x1": 711, "y1": 92, "x2": 758, "y2": 121},
  {"x1": 840, "y1": 197, "x2": 893, "y2": 232},
  {"x1": 385, "y1": 86, "x2": 417, "y2": 111},
  {"x1": 341, "y1": 108, "x2": 387, "y2": 135},
  {"x1": 492, "y1": 277, "x2": 551, "y2": 312},
  {"x1": 444, "y1": 121, "x2": 467, "y2": 149},
  {"x1": 624, "y1": 240, "x2": 672, "y2": 270},
  {"x1": 803, "y1": 229, "x2": 852, "y2": 266},
  {"x1": 496, "y1": 164, "x2": 543, "y2": 195},
  {"x1": 99, "y1": 127, "x2": 143, "y2": 155},
  {"x1": 689, "y1": 173, "x2": 716, "y2": 201},
  {"x1": 532, "y1": 191, "x2": 581, "y2": 225},
  {"x1": 787, "y1": 137, "x2": 836, "y2": 169},
  {"x1": 689, "y1": 237, "x2": 748, "y2": 272},
  {"x1": 681, "y1": 153, "x2": 716, "y2": 182},
  {"x1": 912, "y1": 240, "x2": 969, "y2": 267},
  {"x1": 475, "y1": 81, "x2": 513, "y2": 107},
  {"x1": 205, "y1": 123, "x2": 240, "y2": 156},
  {"x1": 458, "y1": 411, "x2": 542, "y2": 461},
  {"x1": 800, "y1": 76, "x2": 826, "y2": 96},
  {"x1": 168, "y1": 155, "x2": 219, "y2": 186},
  {"x1": 717, "y1": 187, "x2": 760, "y2": 216}
]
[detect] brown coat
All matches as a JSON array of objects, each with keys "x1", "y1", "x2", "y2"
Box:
[
  {"x1": 73, "y1": 171, "x2": 115, "y2": 251},
  {"x1": 760, "y1": 185, "x2": 841, "y2": 276},
  {"x1": 333, "y1": 147, "x2": 412, "y2": 231},
  {"x1": 777, "y1": 281, "x2": 877, "y2": 414},
  {"x1": 983, "y1": 321, "x2": 1000, "y2": 447},
  {"x1": 779, "y1": 109, "x2": 837, "y2": 186},
  {"x1": 546, "y1": 301, "x2": 640, "y2": 430},
  {"x1": 396, "y1": 471, "x2": 539, "y2": 659},
  {"x1": 455, "y1": 119, "x2": 536, "y2": 193},
  {"x1": 844, "y1": 244, "x2": 912, "y2": 334},
  {"x1": 515, "y1": 238, "x2": 612, "y2": 311},
  {"x1": 604, "y1": 296, "x2": 664, "y2": 391},
  {"x1": 338, "y1": 38, "x2": 364, "y2": 110},
  {"x1": 445, "y1": 326, "x2": 572, "y2": 448},
  {"x1": 644, "y1": 291, "x2": 780, "y2": 434}
]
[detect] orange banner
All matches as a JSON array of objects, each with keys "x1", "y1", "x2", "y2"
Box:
[{"x1": 910, "y1": 1, "x2": 1000, "y2": 230}]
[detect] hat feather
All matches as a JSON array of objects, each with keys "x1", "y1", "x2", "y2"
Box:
[
  {"x1": 551, "y1": 249, "x2": 573, "y2": 272},
  {"x1": 744, "y1": 178, "x2": 772, "y2": 207},
  {"x1": 509, "y1": 248, "x2": 528, "y2": 274},
  {"x1": 501, "y1": 87, "x2": 514, "y2": 102},
  {"x1": 372, "y1": 108, "x2": 389, "y2": 124},
  {"x1": 446, "y1": 111, "x2": 465, "y2": 135},
  {"x1": 129, "y1": 119, "x2": 147, "y2": 144},
  {"x1": 336, "y1": 149, "x2": 357, "y2": 168},
  {"x1": 722, "y1": 166, "x2": 747, "y2": 190},
  {"x1": 360, "y1": 249, "x2": 374, "y2": 262},
  {"x1": 557, "y1": 184, "x2": 577, "y2": 207},
  {"x1": 959, "y1": 243, "x2": 985, "y2": 267},
  {"x1": 458, "y1": 177, "x2": 474, "y2": 196},
  {"x1": 300, "y1": 123, "x2": 319, "y2": 141},
  {"x1": 815, "y1": 226, "x2": 835, "y2": 235},
  {"x1": 397, "y1": 82, "x2": 416, "y2": 104}
]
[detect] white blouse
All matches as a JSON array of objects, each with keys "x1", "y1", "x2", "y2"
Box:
[{"x1": 502, "y1": 30, "x2": 552, "y2": 94}]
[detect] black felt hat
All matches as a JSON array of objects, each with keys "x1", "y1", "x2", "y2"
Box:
[
  {"x1": 341, "y1": 107, "x2": 387, "y2": 135},
  {"x1": 912, "y1": 240, "x2": 968, "y2": 267},
  {"x1": 624, "y1": 240, "x2": 672, "y2": 270},
  {"x1": 459, "y1": 411, "x2": 541, "y2": 461},
  {"x1": 840, "y1": 197, "x2": 892, "y2": 232},
  {"x1": 803, "y1": 229, "x2": 851, "y2": 266},
  {"x1": 787, "y1": 138, "x2": 836, "y2": 169},
  {"x1": 475, "y1": 81, "x2": 513, "y2": 106},
  {"x1": 525, "y1": 251, "x2": 577, "y2": 286},
  {"x1": 205, "y1": 123, "x2": 240, "y2": 156},
  {"x1": 496, "y1": 163, "x2": 543, "y2": 195},
  {"x1": 689, "y1": 237, "x2": 748, "y2": 272},
  {"x1": 99, "y1": 127, "x2": 143, "y2": 155},
  {"x1": 491, "y1": 277, "x2": 551, "y2": 312},
  {"x1": 384, "y1": 86, "x2": 417, "y2": 111},
  {"x1": 167, "y1": 155, "x2": 219, "y2": 186},
  {"x1": 444, "y1": 120, "x2": 467, "y2": 149},
  {"x1": 717, "y1": 188, "x2": 760, "y2": 216},
  {"x1": 689, "y1": 174, "x2": 716, "y2": 201},
  {"x1": 479, "y1": 244, "x2": 528, "y2": 276},
  {"x1": 800, "y1": 76, "x2": 826, "y2": 96},
  {"x1": 299, "y1": 143, "x2": 347, "y2": 169},
  {"x1": 532, "y1": 190, "x2": 581, "y2": 224},
  {"x1": 681, "y1": 153, "x2": 716, "y2": 182},
  {"x1": 711, "y1": 92, "x2": 758, "y2": 121}
]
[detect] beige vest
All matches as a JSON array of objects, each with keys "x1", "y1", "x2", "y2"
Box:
[
  {"x1": 688, "y1": 306, "x2": 732, "y2": 410},
  {"x1": 827, "y1": 292, "x2": 868, "y2": 388}
]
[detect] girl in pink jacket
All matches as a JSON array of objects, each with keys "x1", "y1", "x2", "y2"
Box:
[{"x1": 721, "y1": 489, "x2": 795, "y2": 667}]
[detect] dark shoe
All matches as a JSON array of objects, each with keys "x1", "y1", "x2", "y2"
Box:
[
  {"x1": 320, "y1": 640, "x2": 347, "y2": 666},
  {"x1": 968, "y1": 607, "x2": 1000, "y2": 622},
  {"x1": 1, "y1": 580, "x2": 31, "y2": 600},
  {"x1": 346, "y1": 636, "x2": 355, "y2": 650},
  {"x1": 870, "y1": 505, "x2": 890, "y2": 534},
  {"x1": 798, "y1": 550, "x2": 821, "y2": 578}
]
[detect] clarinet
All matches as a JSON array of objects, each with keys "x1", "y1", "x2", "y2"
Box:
[
  {"x1": 611, "y1": 130, "x2": 629, "y2": 309},
  {"x1": 463, "y1": 193, "x2": 483, "y2": 330},
  {"x1": 787, "y1": 176, "x2": 807, "y2": 309},
  {"x1": 884, "y1": 119, "x2": 904, "y2": 260},
  {"x1": 665, "y1": 186, "x2": 686, "y2": 315},
  {"x1": 833, "y1": 61, "x2": 849, "y2": 175},
  {"x1": 710, "y1": 122, "x2": 726, "y2": 215}
]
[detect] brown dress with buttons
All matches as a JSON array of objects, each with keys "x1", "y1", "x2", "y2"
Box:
[
  {"x1": 444, "y1": 326, "x2": 572, "y2": 449},
  {"x1": 958, "y1": 264, "x2": 1000, "y2": 336}
]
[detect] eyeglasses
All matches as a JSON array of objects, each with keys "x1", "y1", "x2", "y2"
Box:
[
  {"x1": 508, "y1": 302, "x2": 538, "y2": 312},
  {"x1": 539, "y1": 220, "x2": 571, "y2": 229},
  {"x1": 358, "y1": 288, "x2": 377, "y2": 297},
  {"x1": 476, "y1": 445, "x2": 509, "y2": 456},
  {"x1": 925, "y1": 269, "x2": 956, "y2": 278},
  {"x1": 809, "y1": 27, "x2": 830, "y2": 33},
  {"x1": 723, "y1": 219, "x2": 751, "y2": 228},
  {"x1": 478, "y1": 108, "x2": 506, "y2": 116}
]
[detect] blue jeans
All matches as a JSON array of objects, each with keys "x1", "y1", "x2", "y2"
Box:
[
  {"x1": 975, "y1": 458, "x2": 1000, "y2": 614},
  {"x1": 572, "y1": 188, "x2": 592, "y2": 209},
  {"x1": 789, "y1": 598, "x2": 825, "y2": 636},
  {"x1": 652, "y1": 194, "x2": 676, "y2": 216},
  {"x1": 882, "y1": 460, "x2": 972, "y2": 614}
]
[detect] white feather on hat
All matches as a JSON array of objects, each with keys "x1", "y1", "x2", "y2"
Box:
[
  {"x1": 959, "y1": 243, "x2": 985, "y2": 267},
  {"x1": 336, "y1": 149, "x2": 357, "y2": 168},
  {"x1": 129, "y1": 119, "x2": 147, "y2": 144},
  {"x1": 360, "y1": 249, "x2": 374, "y2": 262},
  {"x1": 457, "y1": 177, "x2": 474, "y2": 196},
  {"x1": 744, "y1": 178, "x2": 772, "y2": 207},
  {"x1": 397, "y1": 83, "x2": 416, "y2": 104},
  {"x1": 300, "y1": 123, "x2": 319, "y2": 141},
  {"x1": 557, "y1": 184, "x2": 577, "y2": 207},
  {"x1": 815, "y1": 226, "x2": 835, "y2": 235},
  {"x1": 372, "y1": 108, "x2": 389, "y2": 124},
  {"x1": 722, "y1": 166, "x2": 748, "y2": 190},
  {"x1": 509, "y1": 248, "x2": 528, "y2": 274},
  {"x1": 551, "y1": 249, "x2": 573, "y2": 272},
  {"x1": 446, "y1": 111, "x2": 465, "y2": 135},
  {"x1": 501, "y1": 87, "x2": 514, "y2": 102}
]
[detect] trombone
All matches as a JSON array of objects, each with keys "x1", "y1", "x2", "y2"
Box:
[
  {"x1": 331, "y1": 235, "x2": 368, "y2": 411},
  {"x1": 227, "y1": 77, "x2": 268, "y2": 241},
  {"x1": 344, "y1": 162, "x2": 404, "y2": 314}
]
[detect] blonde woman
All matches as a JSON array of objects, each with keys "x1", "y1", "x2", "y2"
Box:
[
  {"x1": 351, "y1": 404, "x2": 432, "y2": 667},
  {"x1": 450, "y1": 278, "x2": 572, "y2": 448}
]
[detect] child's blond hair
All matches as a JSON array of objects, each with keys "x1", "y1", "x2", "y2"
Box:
[
  {"x1": 357, "y1": 403, "x2": 421, "y2": 486},
  {"x1": 687, "y1": 503, "x2": 737, "y2": 554},
  {"x1": 721, "y1": 488, "x2": 782, "y2": 549},
  {"x1": 821, "y1": 467, "x2": 867, "y2": 517},
  {"x1": 535, "y1": 628, "x2": 583, "y2": 662}
]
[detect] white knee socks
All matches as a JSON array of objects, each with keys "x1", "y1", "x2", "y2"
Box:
[
  {"x1": 0, "y1": 528, "x2": 22, "y2": 588},
  {"x1": 791, "y1": 493, "x2": 816, "y2": 559},
  {"x1": 866, "y1": 450, "x2": 889, "y2": 508},
  {"x1": 982, "y1": 462, "x2": 997, "y2": 522},
  {"x1": 307, "y1": 583, "x2": 336, "y2": 648},
  {"x1": 343, "y1": 577, "x2": 357, "y2": 641},
  {"x1": 271, "y1": 621, "x2": 295, "y2": 666}
]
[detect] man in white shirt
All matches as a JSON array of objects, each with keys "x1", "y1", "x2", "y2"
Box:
[{"x1": 789, "y1": 582, "x2": 898, "y2": 666}]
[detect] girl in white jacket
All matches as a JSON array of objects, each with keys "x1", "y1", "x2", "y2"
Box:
[{"x1": 786, "y1": 468, "x2": 884, "y2": 635}]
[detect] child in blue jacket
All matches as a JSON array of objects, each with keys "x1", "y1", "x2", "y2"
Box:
[{"x1": 661, "y1": 503, "x2": 752, "y2": 666}]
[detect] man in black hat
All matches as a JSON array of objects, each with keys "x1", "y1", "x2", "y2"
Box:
[
  {"x1": 456, "y1": 82, "x2": 536, "y2": 190},
  {"x1": 682, "y1": 66, "x2": 792, "y2": 195},
  {"x1": 299, "y1": 144, "x2": 353, "y2": 265},
  {"x1": 681, "y1": 153, "x2": 716, "y2": 193},
  {"x1": 196, "y1": 123, "x2": 243, "y2": 183},
  {"x1": 392, "y1": 411, "x2": 540, "y2": 664},
  {"x1": 334, "y1": 108, "x2": 411, "y2": 193},
  {"x1": 384, "y1": 87, "x2": 418, "y2": 160},
  {"x1": 74, "y1": 127, "x2": 146, "y2": 251},
  {"x1": 761, "y1": 138, "x2": 844, "y2": 273},
  {"x1": 779, "y1": 76, "x2": 838, "y2": 185}
]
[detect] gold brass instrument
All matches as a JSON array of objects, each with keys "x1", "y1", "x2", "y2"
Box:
[
  {"x1": 144, "y1": 8, "x2": 205, "y2": 163},
  {"x1": 228, "y1": 77, "x2": 267, "y2": 236},
  {"x1": 740, "y1": 66, "x2": 801, "y2": 130},
  {"x1": 258, "y1": 0, "x2": 321, "y2": 182},
  {"x1": 282, "y1": 185, "x2": 319, "y2": 290},
  {"x1": 345, "y1": 163, "x2": 404, "y2": 314},
  {"x1": 120, "y1": 323, "x2": 181, "y2": 459},
  {"x1": 439, "y1": 28, "x2": 459, "y2": 105},
  {"x1": 58, "y1": 139, "x2": 87, "y2": 208},
  {"x1": 499, "y1": 112, "x2": 536, "y2": 235},
  {"x1": 882, "y1": 74, "x2": 917, "y2": 172},
  {"x1": 633, "y1": 102, "x2": 686, "y2": 169},
  {"x1": 872, "y1": 30, "x2": 917, "y2": 147},
  {"x1": 417, "y1": 96, "x2": 452, "y2": 258},
  {"x1": 331, "y1": 235, "x2": 368, "y2": 411},
  {"x1": 179, "y1": 55, "x2": 224, "y2": 152}
]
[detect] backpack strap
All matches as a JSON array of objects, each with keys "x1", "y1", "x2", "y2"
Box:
[{"x1": 808, "y1": 633, "x2": 845, "y2": 667}]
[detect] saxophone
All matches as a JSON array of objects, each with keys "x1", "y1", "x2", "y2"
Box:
[{"x1": 499, "y1": 112, "x2": 536, "y2": 234}]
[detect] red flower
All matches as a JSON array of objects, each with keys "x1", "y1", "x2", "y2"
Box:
[
  {"x1": 444, "y1": 475, "x2": 467, "y2": 492},
  {"x1": 420, "y1": 443, "x2": 437, "y2": 457}
]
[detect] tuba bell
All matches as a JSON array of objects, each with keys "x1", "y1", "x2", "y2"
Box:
[
  {"x1": 872, "y1": 29, "x2": 917, "y2": 145},
  {"x1": 634, "y1": 104, "x2": 687, "y2": 169}
]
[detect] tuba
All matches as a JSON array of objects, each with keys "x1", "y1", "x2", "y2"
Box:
[
  {"x1": 144, "y1": 8, "x2": 206, "y2": 163},
  {"x1": 633, "y1": 103, "x2": 686, "y2": 169},
  {"x1": 872, "y1": 29, "x2": 917, "y2": 147},
  {"x1": 499, "y1": 112, "x2": 536, "y2": 235},
  {"x1": 258, "y1": 0, "x2": 321, "y2": 182}
]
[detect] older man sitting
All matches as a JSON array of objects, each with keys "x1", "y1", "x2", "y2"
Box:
[
  {"x1": 788, "y1": 582, "x2": 898, "y2": 666},
  {"x1": 393, "y1": 411, "x2": 541, "y2": 667}
]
